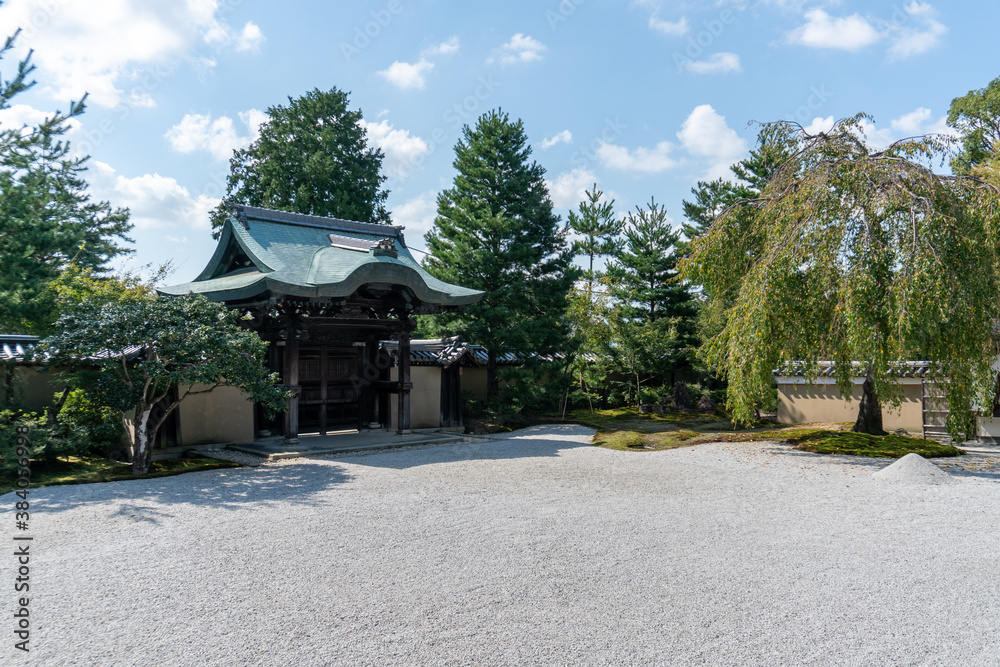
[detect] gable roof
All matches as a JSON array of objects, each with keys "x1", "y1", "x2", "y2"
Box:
[{"x1": 158, "y1": 205, "x2": 484, "y2": 308}]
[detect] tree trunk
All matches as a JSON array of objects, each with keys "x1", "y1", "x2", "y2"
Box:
[
  {"x1": 852, "y1": 374, "x2": 886, "y2": 435},
  {"x1": 132, "y1": 406, "x2": 155, "y2": 475},
  {"x1": 487, "y1": 349, "x2": 499, "y2": 399},
  {"x1": 46, "y1": 386, "x2": 72, "y2": 426}
]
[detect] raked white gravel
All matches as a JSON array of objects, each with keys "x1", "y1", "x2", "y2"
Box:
[{"x1": 6, "y1": 423, "x2": 999, "y2": 666}]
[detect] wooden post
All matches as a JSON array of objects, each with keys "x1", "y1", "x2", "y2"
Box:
[
  {"x1": 283, "y1": 320, "x2": 300, "y2": 445},
  {"x1": 397, "y1": 330, "x2": 411, "y2": 434},
  {"x1": 361, "y1": 335, "x2": 378, "y2": 429}
]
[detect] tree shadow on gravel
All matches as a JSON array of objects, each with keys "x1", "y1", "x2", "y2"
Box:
[
  {"x1": 330, "y1": 424, "x2": 596, "y2": 470},
  {"x1": 32, "y1": 462, "x2": 355, "y2": 517}
]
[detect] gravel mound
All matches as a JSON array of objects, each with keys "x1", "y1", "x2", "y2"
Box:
[
  {"x1": 872, "y1": 452, "x2": 957, "y2": 484},
  {"x1": 13, "y1": 426, "x2": 999, "y2": 666}
]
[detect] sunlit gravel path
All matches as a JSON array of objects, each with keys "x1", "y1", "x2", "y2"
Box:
[{"x1": 8, "y1": 424, "x2": 1000, "y2": 666}]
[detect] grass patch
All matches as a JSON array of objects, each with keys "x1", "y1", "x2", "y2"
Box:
[
  {"x1": 8, "y1": 455, "x2": 240, "y2": 488},
  {"x1": 578, "y1": 406, "x2": 963, "y2": 459},
  {"x1": 781, "y1": 429, "x2": 964, "y2": 458},
  {"x1": 593, "y1": 428, "x2": 706, "y2": 451}
]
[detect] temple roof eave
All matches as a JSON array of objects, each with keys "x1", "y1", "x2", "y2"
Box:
[{"x1": 157, "y1": 207, "x2": 485, "y2": 309}]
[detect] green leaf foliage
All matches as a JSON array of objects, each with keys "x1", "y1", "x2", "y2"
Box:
[
  {"x1": 210, "y1": 87, "x2": 390, "y2": 236},
  {"x1": 423, "y1": 109, "x2": 578, "y2": 397},
  {"x1": 40, "y1": 294, "x2": 286, "y2": 474},
  {"x1": 947, "y1": 76, "x2": 1000, "y2": 176},
  {"x1": 681, "y1": 114, "x2": 1000, "y2": 439},
  {"x1": 0, "y1": 31, "x2": 133, "y2": 333}
]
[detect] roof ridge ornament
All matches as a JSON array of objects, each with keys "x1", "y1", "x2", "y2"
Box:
[{"x1": 370, "y1": 237, "x2": 398, "y2": 258}]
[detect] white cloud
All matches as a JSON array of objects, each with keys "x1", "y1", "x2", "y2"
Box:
[
  {"x1": 239, "y1": 108, "x2": 270, "y2": 143},
  {"x1": 787, "y1": 9, "x2": 881, "y2": 51},
  {"x1": 890, "y1": 107, "x2": 933, "y2": 135},
  {"x1": 423, "y1": 36, "x2": 460, "y2": 57},
  {"x1": 677, "y1": 104, "x2": 748, "y2": 180},
  {"x1": 488, "y1": 33, "x2": 546, "y2": 66},
  {"x1": 546, "y1": 168, "x2": 600, "y2": 210},
  {"x1": 788, "y1": 3, "x2": 947, "y2": 59},
  {"x1": 856, "y1": 119, "x2": 895, "y2": 149},
  {"x1": 540, "y1": 130, "x2": 573, "y2": 149},
  {"x1": 683, "y1": 52, "x2": 741, "y2": 74},
  {"x1": 89, "y1": 161, "x2": 218, "y2": 231},
  {"x1": 360, "y1": 119, "x2": 430, "y2": 180},
  {"x1": 0, "y1": 0, "x2": 266, "y2": 108},
  {"x1": 391, "y1": 191, "x2": 439, "y2": 246},
  {"x1": 649, "y1": 15, "x2": 688, "y2": 36},
  {"x1": 378, "y1": 59, "x2": 434, "y2": 90},
  {"x1": 235, "y1": 21, "x2": 265, "y2": 52},
  {"x1": 803, "y1": 116, "x2": 835, "y2": 135},
  {"x1": 835, "y1": 109, "x2": 955, "y2": 150},
  {"x1": 0, "y1": 103, "x2": 72, "y2": 131},
  {"x1": 378, "y1": 38, "x2": 459, "y2": 92},
  {"x1": 164, "y1": 109, "x2": 265, "y2": 161},
  {"x1": 887, "y1": 2, "x2": 946, "y2": 59},
  {"x1": 597, "y1": 140, "x2": 677, "y2": 173}
]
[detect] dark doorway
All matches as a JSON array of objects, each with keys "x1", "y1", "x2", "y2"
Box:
[
  {"x1": 298, "y1": 345, "x2": 363, "y2": 434},
  {"x1": 440, "y1": 366, "x2": 463, "y2": 428}
]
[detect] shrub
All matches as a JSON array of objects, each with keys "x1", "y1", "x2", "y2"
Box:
[
  {"x1": 57, "y1": 388, "x2": 123, "y2": 449},
  {"x1": 0, "y1": 409, "x2": 92, "y2": 472}
]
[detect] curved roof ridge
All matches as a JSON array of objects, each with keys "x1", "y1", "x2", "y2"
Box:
[{"x1": 235, "y1": 204, "x2": 404, "y2": 238}]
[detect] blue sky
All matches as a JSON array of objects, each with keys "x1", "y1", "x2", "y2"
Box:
[{"x1": 0, "y1": 0, "x2": 996, "y2": 283}]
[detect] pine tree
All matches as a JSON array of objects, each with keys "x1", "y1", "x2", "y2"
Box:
[
  {"x1": 568, "y1": 185, "x2": 622, "y2": 300},
  {"x1": 607, "y1": 199, "x2": 694, "y2": 324},
  {"x1": 424, "y1": 110, "x2": 577, "y2": 398},
  {"x1": 606, "y1": 199, "x2": 696, "y2": 390},
  {"x1": 565, "y1": 186, "x2": 621, "y2": 411},
  {"x1": 0, "y1": 31, "x2": 133, "y2": 333}
]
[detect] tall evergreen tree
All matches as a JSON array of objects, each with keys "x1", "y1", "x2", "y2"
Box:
[
  {"x1": 210, "y1": 87, "x2": 390, "y2": 236},
  {"x1": 606, "y1": 199, "x2": 696, "y2": 390},
  {"x1": 565, "y1": 186, "x2": 621, "y2": 411},
  {"x1": 424, "y1": 109, "x2": 577, "y2": 397},
  {"x1": 607, "y1": 200, "x2": 697, "y2": 394},
  {"x1": 0, "y1": 30, "x2": 133, "y2": 333},
  {"x1": 568, "y1": 185, "x2": 622, "y2": 300},
  {"x1": 607, "y1": 199, "x2": 694, "y2": 325}
]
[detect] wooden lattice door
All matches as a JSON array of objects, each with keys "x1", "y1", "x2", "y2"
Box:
[{"x1": 297, "y1": 345, "x2": 362, "y2": 435}]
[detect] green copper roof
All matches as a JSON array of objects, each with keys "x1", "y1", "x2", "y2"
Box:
[{"x1": 158, "y1": 206, "x2": 484, "y2": 307}]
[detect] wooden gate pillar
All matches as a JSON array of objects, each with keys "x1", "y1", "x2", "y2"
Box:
[
  {"x1": 361, "y1": 335, "x2": 379, "y2": 429},
  {"x1": 282, "y1": 321, "x2": 300, "y2": 445},
  {"x1": 397, "y1": 330, "x2": 412, "y2": 435}
]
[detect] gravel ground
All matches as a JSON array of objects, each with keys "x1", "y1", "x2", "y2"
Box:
[{"x1": 6, "y1": 424, "x2": 1000, "y2": 666}]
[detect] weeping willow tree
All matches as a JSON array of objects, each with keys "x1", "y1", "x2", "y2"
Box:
[{"x1": 680, "y1": 114, "x2": 1000, "y2": 439}]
